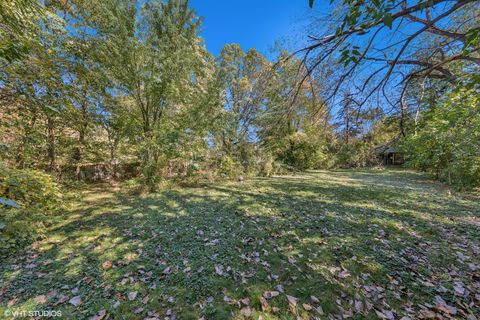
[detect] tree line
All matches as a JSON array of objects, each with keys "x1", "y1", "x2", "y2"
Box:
[{"x1": 1, "y1": 0, "x2": 479, "y2": 190}]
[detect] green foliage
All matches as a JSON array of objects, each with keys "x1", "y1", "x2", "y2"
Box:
[
  {"x1": 0, "y1": 0, "x2": 62, "y2": 62},
  {"x1": 217, "y1": 155, "x2": 243, "y2": 179},
  {"x1": 277, "y1": 133, "x2": 319, "y2": 170},
  {"x1": 402, "y1": 85, "x2": 480, "y2": 189},
  {"x1": 260, "y1": 155, "x2": 274, "y2": 177},
  {"x1": 0, "y1": 165, "x2": 62, "y2": 255}
]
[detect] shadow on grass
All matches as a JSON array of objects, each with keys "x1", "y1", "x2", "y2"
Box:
[{"x1": 1, "y1": 170, "x2": 479, "y2": 319}]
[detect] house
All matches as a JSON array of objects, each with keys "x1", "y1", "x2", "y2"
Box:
[{"x1": 374, "y1": 144, "x2": 404, "y2": 165}]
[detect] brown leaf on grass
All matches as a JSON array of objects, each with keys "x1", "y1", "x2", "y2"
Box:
[
  {"x1": 69, "y1": 296, "x2": 82, "y2": 307},
  {"x1": 286, "y1": 295, "x2": 298, "y2": 313},
  {"x1": 453, "y1": 282, "x2": 465, "y2": 296},
  {"x1": 274, "y1": 284, "x2": 284, "y2": 293},
  {"x1": 102, "y1": 261, "x2": 113, "y2": 269},
  {"x1": 47, "y1": 290, "x2": 58, "y2": 299},
  {"x1": 34, "y1": 295, "x2": 48, "y2": 304},
  {"x1": 434, "y1": 296, "x2": 457, "y2": 315},
  {"x1": 53, "y1": 294, "x2": 69, "y2": 306},
  {"x1": 375, "y1": 309, "x2": 395, "y2": 320},
  {"x1": 354, "y1": 300, "x2": 364, "y2": 313},
  {"x1": 90, "y1": 309, "x2": 107, "y2": 320},
  {"x1": 215, "y1": 264, "x2": 224, "y2": 276},
  {"x1": 262, "y1": 291, "x2": 279, "y2": 299},
  {"x1": 315, "y1": 305, "x2": 325, "y2": 315},
  {"x1": 128, "y1": 291, "x2": 137, "y2": 301},
  {"x1": 259, "y1": 296, "x2": 270, "y2": 311},
  {"x1": 302, "y1": 303, "x2": 313, "y2": 311},
  {"x1": 7, "y1": 298, "x2": 18, "y2": 307},
  {"x1": 337, "y1": 270, "x2": 351, "y2": 279},
  {"x1": 240, "y1": 297, "x2": 250, "y2": 306},
  {"x1": 133, "y1": 307, "x2": 144, "y2": 314},
  {"x1": 240, "y1": 306, "x2": 253, "y2": 317},
  {"x1": 223, "y1": 295, "x2": 236, "y2": 305},
  {"x1": 418, "y1": 309, "x2": 436, "y2": 319}
]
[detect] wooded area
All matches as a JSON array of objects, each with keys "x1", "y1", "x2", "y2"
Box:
[
  {"x1": 1, "y1": 0, "x2": 479, "y2": 189},
  {"x1": 0, "y1": 0, "x2": 479, "y2": 319}
]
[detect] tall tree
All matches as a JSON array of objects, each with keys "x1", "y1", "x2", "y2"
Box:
[
  {"x1": 93, "y1": 0, "x2": 215, "y2": 187},
  {"x1": 216, "y1": 44, "x2": 268, "y2": 171}
]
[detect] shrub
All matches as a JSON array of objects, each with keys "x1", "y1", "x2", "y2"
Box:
[
  {"x1": 277, "y1": 133, "x2": 322, "y2": 170},
  {"x1": 260, "y1": 156, "x2": 274, "y2": 177},
  {"x1": 217, "y1": 154, "x2": 242, "y2": 179},
  {"x1": 402, "y1": 85, "x2": 480, "y2": 189},
  {"x1": 0, "y1": 165, "x2": 62, "y2": 255}
]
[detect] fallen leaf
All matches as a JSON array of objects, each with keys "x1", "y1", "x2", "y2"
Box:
[
  {"x1": 163, "y1": 267, "x2": 172, "y2": 275},
  {"x1": 418, "y1": 309, "x2": 436, "y2": 319},
  {"x1": 102, "y1": 261, "x2": 113, "y2": 269},
  {"x1": 215, "y1": 264, "x2": 224, "y2": 276},
  {"x1": 69, "y1": 296, "x2": 82, "y2": 307},
  {"x1": 90, "y1": 309, "x2": 107, "y2": 320},
  {"x1": 434, "y1": 295, "x2": 457, "y2": 315},
  {"x1": 128, "y1": 291, "x2": 137, "y2": 301},
  {"x1": 354, "y1": 300, "x2": 364, "y2": 313},
  {"x1": 34, "y1": 295, "x2": 48, "y2": 304},
  {"x1": 286, "y1": 295, "x2": 298, "y2": 313},
  {"x1": 260, "y1": 296, "x2": 269, "y2": 311},
  {"x1": 453, "y1": 282, "x2": 465, "y2": 296},
  {"x1": 7, "y1": 298, "x2": 18, "y2": 307},
  {"x1": 240, "y1": 306, "x2": 253, "y2": 317},
  {"x1": 303, "y1": 303, "x2": 313, "y2": 311},
  {"x1": 262, "y1": 291, "x2": 280, "y2": 299},
  {"x1": 53, "y1": 294, "x2": 69, "y2": 306},
  {"x1": 315, "y1": 305, "x2": 325, "y2": 315}
]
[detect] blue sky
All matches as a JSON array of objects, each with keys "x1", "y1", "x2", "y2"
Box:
[{"x1": 189, "y1": 0, "x2": 317, "y2": 57}]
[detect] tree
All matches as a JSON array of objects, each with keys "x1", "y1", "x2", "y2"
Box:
[
  {"x1": 0, "y1": 0, "x2": 61, "y2": 63},
  {"x1": 402, "y1": 78, "x2": 480, "y2": 188},
  {"x1": 93, "y1": 0, "x2": 215, "y2": 188},
  {"x1": 259, "y1": 53, "x2": 333, "y2": 170},
  {"x1": 303, "y1": 0, "x2": 480, "y2": 121},
  {"x1": 215, "y1": 44, "x2": 269, "y2": 173}
]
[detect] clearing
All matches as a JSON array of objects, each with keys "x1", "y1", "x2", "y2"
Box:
[{"x1": 1, "y1": 170, "x2": 479, "y2": 319}]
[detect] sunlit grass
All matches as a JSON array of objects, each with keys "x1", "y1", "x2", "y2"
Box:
[{"x1": 1, "y1": 170, "x2": 479, "y2": 319}]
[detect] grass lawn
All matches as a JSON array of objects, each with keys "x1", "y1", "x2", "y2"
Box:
[{"x1": 1, "y1": 170, "x2": 479, "y2": 319}]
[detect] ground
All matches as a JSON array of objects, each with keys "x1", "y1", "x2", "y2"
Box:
[{"x1": 1, "y1": 170, "x2": 479, "y2": 320}]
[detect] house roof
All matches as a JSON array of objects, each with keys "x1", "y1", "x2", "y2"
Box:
[{"x1": 374, "y1": 145, "x2": 399, "y2": 155}]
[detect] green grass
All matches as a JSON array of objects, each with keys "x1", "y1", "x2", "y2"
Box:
[{"x1": 1, "y1": 169, "x2": 479, "y2": 319}]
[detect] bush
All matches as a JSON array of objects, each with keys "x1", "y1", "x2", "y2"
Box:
[
  {"x1": 402, "y1": 85, "x2": 480, "y2": 189},
  {"x1": 0, "y1": 165, "x2": 62, "y2": 255},
  {"x1": 260, "y1": 156, "x2": 274, "y2": 177},
  {"x1": 217, "y1": 154, "x2": 243, "y2": 179},
  {"x1": 277, "y1": 133, "x2": 331, "y2": 170}
]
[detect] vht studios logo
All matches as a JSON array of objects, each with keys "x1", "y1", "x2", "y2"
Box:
[{"x1": 4, "y1": 309, "x2": 63, "y2": 318}]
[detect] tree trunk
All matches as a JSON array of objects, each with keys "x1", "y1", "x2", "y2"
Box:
[
  {"x1": 15, "y1": 114, "x2": 37, "y2": 169},
  {"x1": 46, "y1": 115, "x2": 56, "y2": 172}
]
